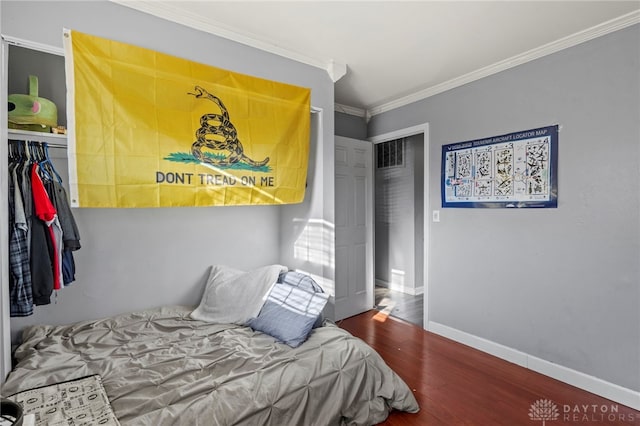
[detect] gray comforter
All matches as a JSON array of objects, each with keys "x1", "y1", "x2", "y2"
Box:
[{"x1": 2, "y1": 306, "x2": 419, "y2": 425}]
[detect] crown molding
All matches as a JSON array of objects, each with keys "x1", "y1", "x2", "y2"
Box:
[
  {"x1": 326, "y1": 60, "x2": 347, "y2": 83},
  {"x1": 111, "y1": 2, "x2": 638, "y2": 118},
  {"x1": 367, "y1": 10, "x2": 640, "y2": 117},
  {"x1": 334, "y1": 103, "x2": 366, "y2": 118},
  {"x1": 111, "y1": 0, "x2": 346, "y2": 82}
]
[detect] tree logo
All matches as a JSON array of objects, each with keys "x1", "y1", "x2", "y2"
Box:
[{"x1": 529, "y1": 399, "x2": 559, "y2": 425}]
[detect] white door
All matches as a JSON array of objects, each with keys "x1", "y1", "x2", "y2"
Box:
[{"x1": 334, "y1": 136, "x2": 374, "y2": 320}]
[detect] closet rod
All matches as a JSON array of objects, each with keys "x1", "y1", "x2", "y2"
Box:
[
  {"x1": 44, "y1": 143, "x2": 67, "y2": 149},
  {"x1": 8, "y1": 140, "x2": 67, "y2": 150}
]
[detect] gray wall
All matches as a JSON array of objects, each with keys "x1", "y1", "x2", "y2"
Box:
[
  {"x1": 1, "y1": 1, "x2": 335, "y2": 343},
  {"x1": 369, "y1": 24, "x2": 640, "y2": 391},
  {"x1": 335, "y1": 111, "x2": 367, "y2": 140}
]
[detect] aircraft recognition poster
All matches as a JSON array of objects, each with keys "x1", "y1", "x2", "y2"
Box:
[{"x1": 441, "y1": 125, "x2": 558, "y2": 208}]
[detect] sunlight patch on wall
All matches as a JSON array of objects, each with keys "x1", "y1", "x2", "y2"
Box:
[
  {"x1": 391, "y1": 269, "x2": 405, "y2": 289},
  {"x1": 294, "y1": 218, "x2": 335, "y2": 269}
]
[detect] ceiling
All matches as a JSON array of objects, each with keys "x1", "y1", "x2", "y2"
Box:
[{"x1": 117, "y1": 1, "x2": 640, "y2": 117}]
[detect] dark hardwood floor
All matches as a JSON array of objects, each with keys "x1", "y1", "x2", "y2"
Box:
[
  {"x1": 375, "y1": 286, "x2": 423, "y2": 327},
  {"x1": 338, "y1": 310, "x2": 640, "y2": 425}
]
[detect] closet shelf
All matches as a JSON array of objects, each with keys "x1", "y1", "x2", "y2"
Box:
[{"x1": 8, "y1": 129, "x2": 67, "y2": 148}]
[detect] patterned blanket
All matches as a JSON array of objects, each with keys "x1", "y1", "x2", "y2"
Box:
[{"x1": 7, "y1": 375, "x2": 119, "y2": 426}]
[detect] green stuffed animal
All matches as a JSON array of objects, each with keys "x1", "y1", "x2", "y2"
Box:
[{"x1": 8, "y1": 75, "x2": 58, "y2": 132}]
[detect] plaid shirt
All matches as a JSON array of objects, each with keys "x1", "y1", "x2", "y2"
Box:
[
  {"x1": 10, "y1": 224, "x2": 33, "y2": 317},
  {"x1": 9, "y1": 168, "x2": 34, "y2": 317}
]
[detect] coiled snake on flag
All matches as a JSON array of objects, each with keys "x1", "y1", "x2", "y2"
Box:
[{"x1": 188, "y1": 86, "x2": 269, "y2": 167}]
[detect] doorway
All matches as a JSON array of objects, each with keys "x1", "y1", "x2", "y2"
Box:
[{"x1": 369, "y1": 124, "x2": 430, "y2": 329}]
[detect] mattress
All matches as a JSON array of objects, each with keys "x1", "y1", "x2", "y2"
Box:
[{"x1": 2, "y1": 305, "x2": 419, "y2": 425}]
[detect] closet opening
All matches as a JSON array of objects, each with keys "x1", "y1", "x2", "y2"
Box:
[{"x1": 1, "y1": 37, "x2": 70, "y2": 382}]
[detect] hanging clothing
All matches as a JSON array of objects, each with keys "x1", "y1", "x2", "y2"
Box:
[
  {"x1": 29, "y1": 164, "x2": 57, "y2": 304},
  {"x1": 49, "y1": 180, "x2": 81, "y2": 250},
  {"x1": 9, "y1": 168, "x2": 33, "y2": 316},
  {"x1": 7, "y1": 140, "x2": 82, "y2": 314},
  {"x1": 19, "y1": 155, "x2": 33, "y2": 254},
  {"x1": 62, "y1": 251, "x2": 76, "y2": 285},
  {"x1": 47, "y1": 179, "x2": 81, "y2": 285},
  {"x1": 32, "y1": 164, "x2": 62, "y2": 292}
]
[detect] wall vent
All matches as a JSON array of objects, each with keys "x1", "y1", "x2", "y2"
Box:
[{"x1": 376, "y1": 138, "x2": 405, "y2": 168}]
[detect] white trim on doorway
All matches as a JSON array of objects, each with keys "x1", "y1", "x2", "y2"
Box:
[{"x1": 368, "y1": 122, "x2": 430, "y2": 330}]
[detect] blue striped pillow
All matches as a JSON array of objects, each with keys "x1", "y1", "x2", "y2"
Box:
[
  {"x1": 248, "y1": 282, "x2": 329, "y2": 347},
  {"x1": 278, "y1": 270, "x2": 326, "y2": 328}
]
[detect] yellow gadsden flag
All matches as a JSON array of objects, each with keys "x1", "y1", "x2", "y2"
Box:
[{"x1": 63, "y1": 29, "x2": 310, "y2": 207}]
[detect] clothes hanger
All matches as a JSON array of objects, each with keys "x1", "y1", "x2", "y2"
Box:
[
  {"x1": 23, "y1": 141, "x2": 50, "y2": 181},
  {"x1": 40, "y1": 142, "x2": 62, "y2": 183}
]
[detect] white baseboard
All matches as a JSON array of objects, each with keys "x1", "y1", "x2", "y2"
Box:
[
  {"x1": 375, "y1": 279, "x2": 424, "y2": 296},
  {"x1": 428, "y1": 321, "x2": 640, "y2": 411}
]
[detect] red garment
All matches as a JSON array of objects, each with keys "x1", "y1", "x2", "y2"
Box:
[{"x1": 31, "y1": 164, "x2": 61, "y2": 290}]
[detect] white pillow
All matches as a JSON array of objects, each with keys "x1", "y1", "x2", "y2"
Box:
[{"x1": 190, "y1": 264, "x2": 287, "y2": 325}]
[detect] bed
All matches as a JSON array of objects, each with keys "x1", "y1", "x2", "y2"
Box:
[{"x1": 2, "y1": 266, "x2": 419, "y2": 425}]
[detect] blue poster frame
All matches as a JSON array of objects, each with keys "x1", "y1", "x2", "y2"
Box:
[{"x1": 441, "y1": 125, "x2": 558, "y2": 208}]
